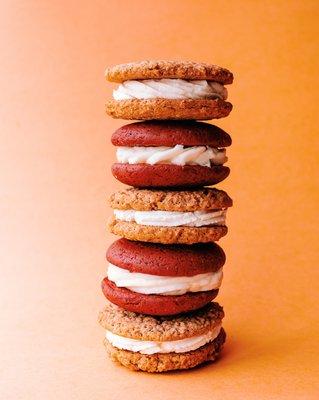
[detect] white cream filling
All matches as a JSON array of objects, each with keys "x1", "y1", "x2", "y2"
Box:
[
  {"x1": 113, "y1": 79, "x2": 227, "y2": 100},
  {"x1": 113, "y1": 209, "x2": 226, "y2": 227},
  {"x1": 106, "y1": 324, "x2": 222, "y2": 354},
  {"x1": 107, "y1": 263, "x2": 223, "y2": 295},
  {"x1": 116, "y1": 145, "x2": 227, "y2": 167}
]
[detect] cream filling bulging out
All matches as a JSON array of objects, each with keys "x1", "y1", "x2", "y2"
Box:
[
  {"x1": 106, "y1": 324, "x2": 222, "y2": 354},
  {"x1": 116, "y1": 145, "x2": 227, "y2": 167},
  {"x1": 107, "y1": 263, "x2": 223, "y2": 295},
  {"x1": 113, "y1": 79, "x2": 228, "y2": 100},
  {"x1": 113, "y1": 209, "x2": 227, "y2": 227}
]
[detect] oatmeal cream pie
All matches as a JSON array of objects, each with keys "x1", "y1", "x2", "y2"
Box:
[
  {"x1": 105, "y1": 60, "x2": 233, "y2": 120},
  {"x1": 108, "y1": 187, "x2": 232, "y2": 244},
  {"x1": 102, "y1": 238, "x2": 225, "y2": 315},
  {"x1": 98, "y1": 301, "x2": 226, "y2": 372},
  {"x1": 111, "y1": 120, "x2": 231, "y2": 188}
]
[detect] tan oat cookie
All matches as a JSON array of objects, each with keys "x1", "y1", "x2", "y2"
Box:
[
  {"x1": 109, "y1": 187, "x2": 233, "y2": 212},
  {"x1": 105, "y1": 98, "x2": 232, "y2": 120},
  {"x1": 105, "y1": 60, "x2": 233, "y2": 120},
  {"x1": 98, "y1": 301, "x2": 226, "y2": 372},
  {"x1": 104, "y1": 330, "x2": 226, "y2": 372},
  {"x1": 108, "y1": 219, "x2": 228, "y2": 244},
  {"x1": 98, "y1": 301, "x2": 224, "y2": 340},
  {"x1": 105, "y1": 60, "x2": 233, "y2": 84},
  {"x1": 108, "y1": 188, "x2": 232, "y2": 244}
]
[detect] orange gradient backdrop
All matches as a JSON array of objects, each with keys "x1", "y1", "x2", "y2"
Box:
[{"x1": 1, "y1": 1, "x2": 318, "y2": 399}]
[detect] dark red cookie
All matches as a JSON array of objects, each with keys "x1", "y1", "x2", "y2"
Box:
[
  {"x1": 111, "y1": 121, "x2": 232, "y2": 147},
  {"x1": 102, "y1": 278, "x2": 219, "y2": 316},
  {"x1": 112, "y1": 163, "x2": 230, "y2": 188},
  {"x1": 111, "y1": 121, "x2": 231, "y2": 188},
  {"x1": 106, "y1": 238, "x2": 225, "y2": 276}
]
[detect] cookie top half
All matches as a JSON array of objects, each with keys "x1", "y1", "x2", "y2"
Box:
[
  {"x1": 106, "y1": 238, "x2": 225, "y2": 276},
  {"x1": 111, "y1": 120, "x2": 232, "y2": 148},
  {"x1": 109, "y1": 188, "x2": 233, "y2": 212},
  {"x1": 105, "y1": 60, "x2": 233, "y2": 84},
  {"x1": 98, "y1": 301, "x2": 224, "y2": 341}
]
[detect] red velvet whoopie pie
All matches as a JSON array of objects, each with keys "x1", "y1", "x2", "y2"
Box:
[
  {"x1": 102, "y1": 238, "x2": 226, "y2": 316},
  {"x1": 111, "y1": 120, "x2": 232, "y2": 188}
]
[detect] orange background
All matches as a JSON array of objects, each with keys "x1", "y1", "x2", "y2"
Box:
[{"x1": 1, "y1": 1, "x2": 319, "y2": 399}]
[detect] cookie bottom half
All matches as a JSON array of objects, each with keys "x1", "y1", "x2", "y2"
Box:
[
  {"x1": 109, "y1": 219, "x2": 228, "y2": 244},
  {"x1": 105, "y1": 99, "x2": 232, "y2": 120},
  {"x1": 101, "y1": 278, "x2": 218, "y2": 316},
  {"x1": 111, "y1": 163, "x2": 230, "y2": 188},
  {"x1": 104, "y1": 328, "x2": 226, "y2": 373}
]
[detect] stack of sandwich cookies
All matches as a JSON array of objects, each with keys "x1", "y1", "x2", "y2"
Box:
[{"x1": 101, "y1": 60, "x2": 233, "y2": 373}]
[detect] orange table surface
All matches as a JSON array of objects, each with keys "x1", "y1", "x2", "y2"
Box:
[{"x1": 1, "y1": 1, "x2": 319, "y2": 399}]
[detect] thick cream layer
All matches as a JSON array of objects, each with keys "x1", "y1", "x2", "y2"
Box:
[
  {"x1": 113, "y1": 79, "x2": 227, "y2": 100},
  {"x1": 116, "y1": 145, "x2": 227, "y2": 167},
  {"x1": 113, "y1": 209, "x2": 227, "y2": 227},
  {"x1": 107, "y1": 263, "x2": 223, "y2": 295},
  {"x1": 106, "y1": 324, "x2": 222, "y2": 354}
]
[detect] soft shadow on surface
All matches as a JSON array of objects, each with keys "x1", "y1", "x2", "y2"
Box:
[
  {"x1": 141, "y1": 334, "x2": 244, "y2": 377},
  {"x1": 136, "y1": 330, "x2": 307, "y2": 377},
  {"x1": 106, "y1": 328, "x2": 309, "y2": 379}
]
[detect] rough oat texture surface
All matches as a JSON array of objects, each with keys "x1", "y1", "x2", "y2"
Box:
[
  {"x1": 109, "y1": 187, "x2": 233, "y2": 212},
  {"x1": 104, "y1": 328, "x2": 226, "y2": 372},
  {"x1": 98, "y1": 301, "x2": 224, "y2": 341},
  {"x1": 109, "y1": 219, "x2": 228, "y2": 244},
  {"x1": 105, "y1": 60, "x2": 233, "y2": 84},
  {"x1": 105, "y1": 99, "x2": 232, "y2": 120}
]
